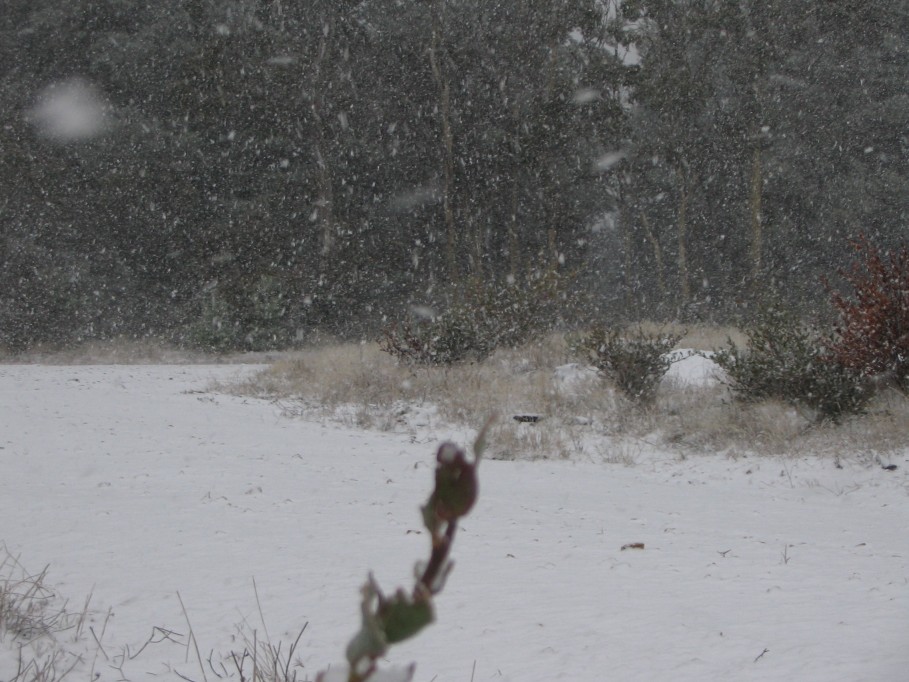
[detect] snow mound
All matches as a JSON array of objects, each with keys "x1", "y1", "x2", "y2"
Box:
[{"x1": 664, "y1": 349, "x2": 722, "y2": 387}]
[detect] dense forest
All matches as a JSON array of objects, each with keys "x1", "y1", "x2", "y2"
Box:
[{"x1": 1, "y1": 1, "x2": 906, "y2": 351}]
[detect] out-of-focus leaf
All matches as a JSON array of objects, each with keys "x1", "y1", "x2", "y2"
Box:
[
  {"x1": 378, "y1": 588, "x2": 434, "y2": 644},
  {"x1": 430, "y1": 443, "x2": 478, "y2": 521}
]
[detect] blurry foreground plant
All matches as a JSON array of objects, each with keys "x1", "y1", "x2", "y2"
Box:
[{"x1": 315, "y1": 423, "x2": 491, "y2": 682}]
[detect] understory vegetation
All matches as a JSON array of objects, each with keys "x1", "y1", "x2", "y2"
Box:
[
  {"x1": 227, "y1": 323, "x2": 908, "y2": 462},
  {"x1": 7, "y1": 236, "x2": 907, "y2": 462},
  {"x1": 224, "y1": 237, "x2": 909, "y2": 461},
  {"x1": 379, "y1": 272, "x2": 564, "y2": 366},
  {"x1": 712, "y1": 305, "x2": 871, "y2": 424}
]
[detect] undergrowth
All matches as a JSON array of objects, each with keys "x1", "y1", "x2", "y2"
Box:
[
  {"x1": 570, "y1": 325, "x2": 683, "y2": 405},
  {"x1": 0, "y1": 544, "x2": 104, "y2": 682},
  {"x1": 380, "y1": 272, "x2": 564, "y2": 366},
  {"x1": 712, "y1": 305, "x2": 870, "y2": 423},
  {"x1": 226, "y1": 327, "x2": 909, "y2": 460}
]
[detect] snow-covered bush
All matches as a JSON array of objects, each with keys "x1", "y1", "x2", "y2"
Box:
[
  {"x1": 826, "y1": 235, "x2": 909, "y2": 393},
  {"x1": 572, "y1": 326, "x2": 682, "y2": 405},
  {"x1": 381, "y1": 306, "x2": 491, "y2": 365},
  {"x1": 381, "y1": 272, "x2": 562, "y2": 365},
  {"x1": 713, "y1": 305, "x2": 869, "y2": 423}
]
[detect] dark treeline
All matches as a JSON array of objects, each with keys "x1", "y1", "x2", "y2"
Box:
[{"x1": 1, "y1": 1, "x2": 906, "y2": 350}]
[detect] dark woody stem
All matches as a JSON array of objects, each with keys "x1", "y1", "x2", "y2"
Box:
[{"x1": 418, "y1": 519, "x2": 458, "y2": 596}]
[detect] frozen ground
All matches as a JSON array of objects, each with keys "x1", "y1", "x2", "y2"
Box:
[{"x1": 1, "y1": 363, "x2": 907, "y2": 681}]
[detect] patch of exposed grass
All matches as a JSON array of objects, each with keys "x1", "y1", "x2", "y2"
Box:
[
  {"x1": 223, "y1": 336, "x2": 591, "y2": 458},
  {"x1": 632, "y1": 381, "x2": 909, "y2": 458},
  {"x1": 229, "y1": 328, "x2": 909, "y2": 461},
  {"x1": 0, "y1": 337, "x2": 299, "y2": 365}
]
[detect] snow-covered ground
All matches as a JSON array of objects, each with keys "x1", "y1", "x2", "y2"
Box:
[{"x1": 1, "y1": 363, "x2": 907, "y2": 681}]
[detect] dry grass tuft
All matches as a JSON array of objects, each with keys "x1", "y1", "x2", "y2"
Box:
[
  {"x1": 0, "y1": 546, "x2": 311, "y2": 682},
  {"x1": 213, "y1": 626, "x2": 307, "y2": 682},
  {"x1": 0, "y1": 545, "x2": 102, "y2": 682},
  {"x1": 634, "y1": 381, "x2": 909, "y2": 458},
  {"x1": 198, "y1": 582, "x2": 308, "y2": 682},
  {"x1": 226, "y1": 336, "x2": 594, "y2": 458}
]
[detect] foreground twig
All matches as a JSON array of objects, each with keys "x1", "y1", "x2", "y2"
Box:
[{"x1": 316, "y1": 420, "x2": 492, "y2": 682}]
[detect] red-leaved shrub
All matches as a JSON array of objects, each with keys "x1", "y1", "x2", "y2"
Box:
[{"x1": 827, "y1": 235, "x2": 909, "y2": 392}]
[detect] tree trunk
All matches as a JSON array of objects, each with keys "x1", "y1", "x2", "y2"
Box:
[
  {"x1": 311, "y1": 20, "x2": 335, "y2": 258},
  {"x1": 430, "y1": 1, "x2": 457, "y2": 284},
  {"x1": 676, "y1": 165, "x2": 691, "y2": 306},
  {"x1": 622, "y1": 213, "x2": 634, "y2": 309},
  {"x1": 749, "y1": 144, "x2": 763, "y2": 283},
  {"x1": 641, "y1": 211, "x2": 667, "y2": 303},
  {"x1": 508, "y1": 181, "x2": 520, "y2": 280}
]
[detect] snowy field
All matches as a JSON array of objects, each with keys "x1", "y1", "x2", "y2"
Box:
[{"x1": 1, "y1": 363, "x2": 907, "y2": 681}]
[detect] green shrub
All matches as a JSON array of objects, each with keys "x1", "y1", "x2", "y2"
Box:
[
  {"x1": 182, "y1": 293, "x2": 240, "y2": 353},
  {"x1": 713, "y1": 305, "x2": 869, "y2": 422},
  {"x1": 182, "y1": 275, "x2": 297, "y2": 352},
  {"x1": 572, "y1": 326, "x2": 682, "y2": 405},
  {"x1": 241, "y1": 274, "x2": 296, "y2": 351}
]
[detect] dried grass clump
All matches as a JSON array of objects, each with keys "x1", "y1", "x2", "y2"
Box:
[
  {"x1": 0, "y1": 338, "x2": 200, "y2": 365},
  {"x1": 235, "y1": 343, "x2": 409, "y2": 406},
  {"x1": 645, "y1": 382, "x2": 909, "y2": 458},
  {"x1": 231, "y1": 336, "x2": 598, "y2": 458},
  {"x1": 230, "y1": 326, "x2": 909, "y2": 461},
  {"x1": 0, "y1": 545, "x2": 103, "y2": 682}
]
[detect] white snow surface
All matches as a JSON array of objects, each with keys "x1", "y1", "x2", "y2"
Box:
[
  {"x1": 1, "y1": 364, "x2": 907, "y2": 681},
  {"x1": 665, "y1": 349, "x2": 724, "y2": 386}
]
